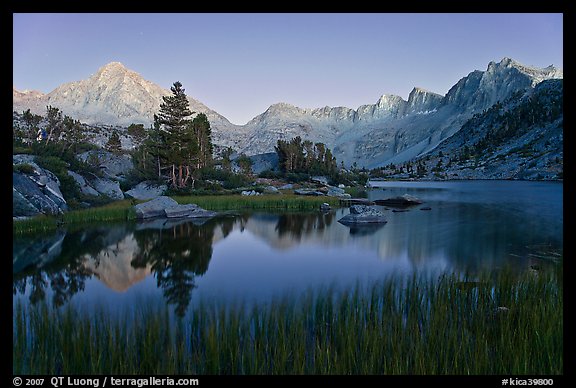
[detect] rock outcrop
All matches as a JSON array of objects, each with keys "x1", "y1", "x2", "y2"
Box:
[
  {"x1": 133, "y1": 196, "x2": 217, "y2": 220},
  {"x1": 338, "y1": 205, "x2": 388, "y2": 225},
  {"x1": 125, "y1": 181, "x2": 167, "y2": 200},
  {"x1": 13, "y1": 155, "x2": 68, "y2": 217}
]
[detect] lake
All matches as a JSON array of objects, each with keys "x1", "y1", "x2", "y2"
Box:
[{"x1": 13, "y1": 180, "x2": 563, "y2": 317}]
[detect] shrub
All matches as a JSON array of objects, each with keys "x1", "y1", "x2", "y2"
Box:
[{"x1": 13, "y1": 163, "x2": 36, "y2": 175}]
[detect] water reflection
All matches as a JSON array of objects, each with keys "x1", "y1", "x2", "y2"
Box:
[
  {"x1": 131, "y1": 221, "x2": 215, "y2": 316},
  {"x1": 13, "y1": 181, "x2": 563, "y2": 313}
]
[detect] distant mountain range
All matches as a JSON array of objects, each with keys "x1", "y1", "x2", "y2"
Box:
[{"x1": 13, "y1": 58, "x2": 562, "y2": 168}]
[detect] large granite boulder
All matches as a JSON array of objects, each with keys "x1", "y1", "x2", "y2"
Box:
[
  {"x1": 67, "y1": 170, "x2": 100, "y2": 196},
  {"x1": 338, "y1": 205, "x2": 388, "y2": 225},
  {"x1": 77, "y1": 150, "x2": 133, "y2": 181},
  {"x1": 134, "y1": 196, "x2": 179, "y2": 219},
  {"x1": 13, "y1": 155, "x2": 68, "y2": 217},
  {"x1": 134, "y1": 196, "x2": 217, "y2": 220},
  {"x1": 125, "y1": 181, "x2": 167, "y2": 200},
  {"x1": 164, "y1": 204, "x2": 200, "y2": 218},
  {"x1": 91, "y1": 177, "x2": 124, "y2": 200},
  {"x1": 165, "y1": 204, "x2": 217, "y2": 219}
]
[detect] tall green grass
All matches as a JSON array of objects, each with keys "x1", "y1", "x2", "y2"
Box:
[
  {"x1": 13, "y1": 200, "x2": 137, "y2": 234},
  {"x1": 13, "y1": 266, "x2": 562, "y2": 374},
  {"x1": 174, "y1": 194, "x2": 340, "y2": 211},
  {"x1": 13, "y1": 195, "x2": 341, "y2": 234}
]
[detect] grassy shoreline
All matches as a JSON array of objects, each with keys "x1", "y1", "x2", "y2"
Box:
[
  {"x1": 13, "y1": 194, "x2": 341, "y2": 234},
  {"x1": 13, "y1": 266, "x2": 562, "y2": 374}
]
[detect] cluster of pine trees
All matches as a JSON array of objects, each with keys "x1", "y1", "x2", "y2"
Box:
[
  {"x1": 15, "y1": 106, "x2": 87, "y2": 154},
  {"x1": 275, "y1": 136, "x2": 337, "y2": 176},
  {"x1": 133, "y1": 82, "x2": 214, "y2": 189}
]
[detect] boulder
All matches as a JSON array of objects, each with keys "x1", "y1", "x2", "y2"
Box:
[
  {"x1": 77, "y1": 150, "x2": 133, "y2": 181},
  {"x1": 125, "y1": 181, "x2": 167, "y2": 200},
  {"x1": 241, "y1": 190, "x2": 261, "y2": 196},
  {"x1": 320, "y1": 203, "x2": 331, "y2": 211},
  {"x1": 338, "y1": 205, "x2": 387, "y2": 225},
  {"x1": 13, "y1": 155, "x2": 68, "y2": 217},
  {"x1": 374, "y1": 194, "x2": 423, "y2": 207},
  {"x1": 279, "y1": 183, "x2": 294, "y2": 190},
  {"x1": 134, "y1": 196, "x2": 179, "y2": 219},
  {"x1": 68, "y1": 170, "x2": 100, "y2": 196},
  {"x1": 263, "y1": 185, "x2": 280, "y2": 194},
  {"x1": 311, "y1": 176, "x2": 329, "y2": 185},
  {"x1": 91, "y1": 177, "x2": 124, "y2": 200},
  {"x1": 294, "y1": 189, "x2": 325, "y2": 196},
  {"x1": 164, "y1": 204, "x2": 200, "y2": 218}
]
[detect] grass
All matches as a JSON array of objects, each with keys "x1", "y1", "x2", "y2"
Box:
[
  {"x1": 13, "y1": 199, "x2": 137, "y2": 234},
  {"x1": 13, "y1": 266, "x2": 562, "y2": 374},
  {"x1": 174, "y1": 194, "x2": 340, "y2": 211},
  {"x1": 13, "y1": 194, "x2": 341, "y2": 234}
]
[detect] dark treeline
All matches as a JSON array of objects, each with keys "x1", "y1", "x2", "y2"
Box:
[{"x1": 275, "y1": 136, "x2": 337, "y2": 176}]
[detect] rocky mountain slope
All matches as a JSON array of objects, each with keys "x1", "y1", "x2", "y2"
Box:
[
  {"x1": 373, "y1": 79, "x2": 563, "y2": 180},
  {"x1": 13, "y1": 58, "x2": 562, "y2": 168},
  {"x1": 13, "y1": 62, "x2": 243, "y2": 147}
]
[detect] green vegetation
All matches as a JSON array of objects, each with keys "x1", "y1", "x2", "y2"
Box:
[
  {"x1": 13, "y1": 200, "x2": 137, "y2": 234},
  {"x1": 105, "y1": 130, "x2": 122, "y2": 153},
  {"x1": 174, "y1": 194, "x2": 340, "y2": 211},
  {"x1": 275, "y1": 136, "x2": 338, "y2": 177},
  {"x1": 133, "y1": 81, "x2": 214, "y2": 189},
  {"x1": 13, "y1": 195, "x2": 341, "y2": 234},
  {"x1": 13, "y1": 266, "x2": 562, "y2": 374},
  {"x1": 13, "y1": 163, "x2": 36, "y2": 174}
]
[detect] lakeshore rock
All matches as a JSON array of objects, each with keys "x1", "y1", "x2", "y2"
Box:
[
  {"x1": 374, "y1": 194, "x2": 423, "y2": 207},
  {"x1": 263, "y1": 186, "x2": 280, "y2": 194},
  {"x1": 134, "y1": 196, "x2": 178, "y2": 219},
  {"x1": 320, "y1": 203, "x2": 331, "y2": 211},
  {"x1": 241, "y1": 190, "x2": 261, "y2": 196},
  {"x1": 13, "y1": 155, "x2": 68, "y2": 216},
  {"x1": 295, "y1": 188, "x2": 325, "y2": 196},
  {"x1": 338, "y1": 205, "x2": 388, "y2": 225},
  {"x1": 164, "y1": 203, "x2": 200, "y2": 218},
  {"x1": 134, "y1": 196, "x2": 217, "y2": 220}
]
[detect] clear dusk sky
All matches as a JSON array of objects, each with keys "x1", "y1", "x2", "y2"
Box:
[{"x1": 13, "y1": 13, "x2": 563, "y2": 125}]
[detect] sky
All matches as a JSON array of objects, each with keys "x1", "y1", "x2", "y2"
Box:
[{"x1": 13, "y1": 13, "x2": 563, "y2": 125}]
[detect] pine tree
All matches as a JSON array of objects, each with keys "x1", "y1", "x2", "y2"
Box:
[
  {"x1": 157, "y1": 81, "x2": 195, "y2": 188},
  {"x1": 236, "y1": 153, "x2": 253, "y2": 176},
  {"x1": 45, "y1": 105, "x2": 63, "y2": 144},
  {"x1": 191, "y1": 113, "x2": 213, "y2": 170},
  {"x1": 106, "y1": 130, "x2": 122, "y2": 153}
]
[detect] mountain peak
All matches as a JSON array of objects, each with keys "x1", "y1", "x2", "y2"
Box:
[{"x1": 99, "y1": 61, "x2": 128, "y2": 71}]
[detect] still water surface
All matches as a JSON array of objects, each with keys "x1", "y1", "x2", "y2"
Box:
[{"x1": 13, "y1": 180, "x2": 562, "y2": 316}]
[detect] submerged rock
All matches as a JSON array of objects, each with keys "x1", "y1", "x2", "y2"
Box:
[
  {"x1": 338, "y1": 205, "x2": 387, "y2": 225},
  {"x1": 374, "y1": 194, "x2": 423, "y2": 207}
]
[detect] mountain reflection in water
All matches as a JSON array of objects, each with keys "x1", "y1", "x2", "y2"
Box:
[{"x1": 13, "y1": 181, "x2": 562, "y2": 316}]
